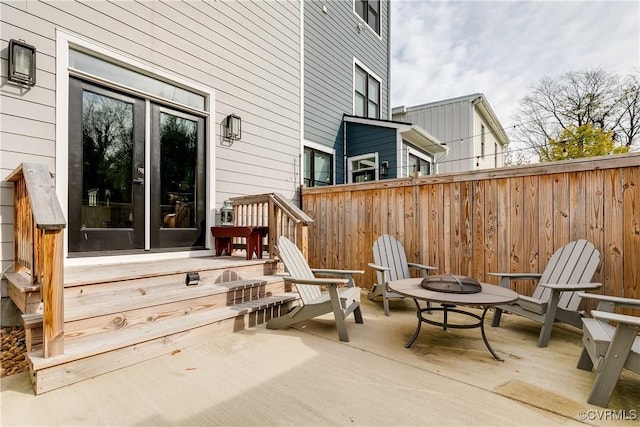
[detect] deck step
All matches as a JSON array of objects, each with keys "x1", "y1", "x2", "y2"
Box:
[
  {"x1": 5, "y1": 272, "x2": 41, "y2": 313},
  {"x1": 29, "y1": 292, "x2": 298, "y2": 394}
]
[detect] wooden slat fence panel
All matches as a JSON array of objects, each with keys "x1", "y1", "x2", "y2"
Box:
[{"x1": 301, "y1": 153, "x2": 640, "y2": 313}]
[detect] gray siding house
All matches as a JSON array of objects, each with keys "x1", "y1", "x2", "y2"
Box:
[
  {"x1": 392, "y1": 94, "x2": 510, "y2": 174},
  {"x1": 1, "y1": 0, "x2": 434, "y2": 292},
  {"x1": 1, "y1": 1, "x2": 301, "y2": 276},
  {"x1": 303, "y1": 0, "x2": 391, "y2": 186},
  {"x1": 302, "y1": 0, "x2": 446, "y2": 185}
]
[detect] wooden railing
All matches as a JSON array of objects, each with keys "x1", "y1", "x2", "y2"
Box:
[
  {"x1": 301, "y1": 153, "x2": 640, "y2": 311},
  {"x1": 229, "y1": 193, "x2": 314, "y2": 258},
  {"x1": 6, "y1": 163, "x2": 66, "y2": 358}
]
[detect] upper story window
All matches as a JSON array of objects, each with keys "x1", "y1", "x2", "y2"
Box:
[
  {"x1": 481, "y1": 124, "x2": 486, "y2": 158},
  {"x1": 354, "y1": 64, "x2": 380, "y2": 119},
  {"x1": 355, "y1": 0, "x2": 380, "y2": 35}
]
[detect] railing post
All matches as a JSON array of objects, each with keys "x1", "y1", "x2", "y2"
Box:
[
  {"x1": 41, "y1": 229, "x2": 64, "y2": 357},
  {"x1": 268, "y1": 197, "x2": 277, "y2": 257}
]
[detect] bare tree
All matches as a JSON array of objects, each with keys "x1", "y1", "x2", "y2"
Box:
[{"x1": 512, "y1": 68, "x2": 640, "y2": 161}]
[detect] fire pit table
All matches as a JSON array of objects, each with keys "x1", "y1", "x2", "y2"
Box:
[{"x1": 389, "y1": 276, "x2": 518, "y2": 361}]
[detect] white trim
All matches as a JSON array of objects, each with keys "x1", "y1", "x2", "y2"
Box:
[
  {"x1": 55, "y1": 29, "x2": 216, "y2": 264},
  {"x1": 352, "y1": 0, "x2": 383, "y2": 41},
  {"x1": 299, "y1": 0, "x2": 305, "y2": 187},
  {"x1": 144, "y1": 100, "x2": 151, "y2": 251},
  {"x1": 347, "y1": 152, "x2": 379, "y2": 183},
  {"x1": 405, "y1": 145, "x2": 433, "y2": 178},
  {"x1": 352, "y1": 58, "x2": 382, "y2": 118}
]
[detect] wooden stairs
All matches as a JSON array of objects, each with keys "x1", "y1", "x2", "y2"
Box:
[{"x1": 5, "y1": 255, "x2": 297, "y2": 394}]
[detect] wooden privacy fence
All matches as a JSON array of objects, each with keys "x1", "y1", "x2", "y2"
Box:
[{"x1": 301, "y1": 153, "x2": 640, "y2": 309}]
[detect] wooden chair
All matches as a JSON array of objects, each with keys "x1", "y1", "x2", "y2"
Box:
[
  {"x1": 266, "y1": 236, "x2": 364, "y2": 342},
  {"x1": 490, "y1": 239, "x2": 601, "y2": 347},
  {"x1": 368, "y1": 234, "x2": 437, "y2": 316},
  {"x1": 576, "y1": 293, "x2": 640, "y2": 407}
]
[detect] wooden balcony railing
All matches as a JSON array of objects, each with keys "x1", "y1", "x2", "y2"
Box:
[
  {"x1": 6, "y1": 163, "x2": 66, "y2": 358},
  {"x1": 229, "y1": 193, "x2": 314, "y2": 259}
]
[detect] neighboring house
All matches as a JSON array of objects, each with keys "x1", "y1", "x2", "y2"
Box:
[
  {"x1": 392, "y1": 94, "x2": 510, "y2": 174},
  {"x1": 342, "y1": 115, "x2": 447, "y2": 181},
  {"x1": 302, "y1": 0, "x2": 445, "y2": 185},
  {"x1": 1, "y1": 1, "x2": 303, "y2": 276}
]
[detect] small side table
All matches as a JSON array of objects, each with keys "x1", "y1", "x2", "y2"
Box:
[{"x1": 210, "y1": 226, "x2": 268, "y2": 260}]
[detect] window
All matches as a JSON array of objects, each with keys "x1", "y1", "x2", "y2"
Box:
[
  {"x1": 355, "y1": 0, "x2": 380, "y2": 35},
  {"x1": 348, "y1": 153, "x2": 378, "y2": 183},
  {"x1": 304, "y1": 147, "x2": 333, "y2": 187},
  {"x1": 405, "y1": 146, "x2": 432, "y2": 177},
  {"x1": 495, "y1": 142, "x2": 498, "y2": 168},
  {"x1": 354, "y1": 64, "x2": 380, "y2": 119}
]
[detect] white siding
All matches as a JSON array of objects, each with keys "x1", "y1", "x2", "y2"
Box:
[
  {"x1": 1, "y1": 1, "x2": 301, "y2": 272},
  {"x1": 399, "y1": 99, "x2": 473, "y2": 174}
]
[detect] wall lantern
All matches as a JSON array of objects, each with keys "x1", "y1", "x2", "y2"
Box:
[
  {"x1": 224, "y1": 113, "x2": 242, "y2": 141},
  {"x1": 379, "y1": 161, "x2": 389, "y2": 177},
  {"x1": 8, "y1": 39, "x2": 36, "y2": 87}
]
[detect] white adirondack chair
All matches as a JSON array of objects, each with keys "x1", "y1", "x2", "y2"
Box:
[
  {"x1": 266, "y1": 236, "x2": 364, "y2": 342},
  {"x1": 368, "y1": 234, "x2": 437, "y2": 316},
  {"x1": 576, "y1": 293, "x2": 640, "y2": 407},
  {"x1": 490, "y1": 239, "x2": 601, "y2": 347}
]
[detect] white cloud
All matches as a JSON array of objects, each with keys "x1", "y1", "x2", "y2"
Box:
[{"x1": 391, "y1": 0, "x2": 640, "y2": 140}]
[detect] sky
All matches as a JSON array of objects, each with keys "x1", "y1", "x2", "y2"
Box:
[{"x1": 390, "y1": 0, "x2": 640, "y2": 147}]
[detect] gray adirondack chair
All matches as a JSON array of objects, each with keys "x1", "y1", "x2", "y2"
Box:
[
  {"x1": 266, "y1": 236, "x2": 364, "y2": 342},
  {"x1": 576, "y1": 293, "x2": 640, "y2": 407},
  {"x1": 368, "y1": 234, "x2": 437, "y2": 316},
  {"x1": 490, "y1": 239, "x2": 601, "y2": 347}
]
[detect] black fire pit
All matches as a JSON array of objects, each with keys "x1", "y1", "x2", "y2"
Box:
[{"x1": 421, "y1": 274, "x2": 482, "y2": 294}]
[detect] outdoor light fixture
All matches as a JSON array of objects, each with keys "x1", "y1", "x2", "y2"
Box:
[
  {"x1": 380, "y1": 161, "x2": 389, "y2": 177},
  {"x1": 224, "y1": 113, "x2": 242, "y2": 141},
  {"x1": 8, "y1": 39, "x2": 36, "y2": 87},
  {"x1": 220, "y1": 199, "x2": 234, "y2": 226},
  {"x1": 185, "y1": 272, "x2": 200, "y2": 286}
]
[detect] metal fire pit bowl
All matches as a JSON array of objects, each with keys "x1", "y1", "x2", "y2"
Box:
[{"x1": 421, "y1": 274, "x2": 482, "y2": 294}]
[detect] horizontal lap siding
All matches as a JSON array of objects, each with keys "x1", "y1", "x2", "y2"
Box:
[
  {"x1": 301, "y1": 154, "x2": 640, "y2": 313},
  {"x1": 304, "y1": 1, "x2": 389, "y2": 184},
  {"x1": 0, "y1": 1, "x2": 301, "y2": 283}
]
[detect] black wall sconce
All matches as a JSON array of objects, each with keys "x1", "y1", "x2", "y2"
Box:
[
  {"x1": 224, "y1": 113, "x2": 242, "y2": 141},
  {"x1": 380, "y1": 161, "x2": 389, "y2": 177},
  {"x1": 8, "y1": 39, "x2": 36, "y2": 87}
]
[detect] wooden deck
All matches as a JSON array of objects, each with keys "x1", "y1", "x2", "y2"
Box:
[{"x1": 6, "y1": 255, "x2": 297, "y2": 394}]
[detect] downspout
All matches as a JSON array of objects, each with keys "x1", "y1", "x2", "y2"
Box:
[
  {"x1": 386, "y1": 0, "x2": 391, "y2": 120},
  {"x1": 343, "y1": 120, "x2": 348, "y2": 183}
]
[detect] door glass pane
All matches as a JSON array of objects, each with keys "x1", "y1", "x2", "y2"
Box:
[
  {"x1": 160, "y1": 113, "x2": 198, "y2": 229},
  {"x1": 81, "y1": 91, "x2": 134, "y2": 228}
]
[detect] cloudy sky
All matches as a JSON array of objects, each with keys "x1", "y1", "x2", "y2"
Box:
[{"x1": 390, "y1": 0, "x2": 640, "y2": 146}]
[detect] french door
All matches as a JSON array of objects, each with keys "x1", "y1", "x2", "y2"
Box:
[{"x1": 68, "y1": 78, "x2": 205, "y2": 254}]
